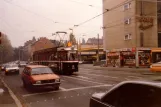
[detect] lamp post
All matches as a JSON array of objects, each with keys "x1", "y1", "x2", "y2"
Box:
[{"x1": 97, "y1": 34, "x2": 100, "y2": 62}]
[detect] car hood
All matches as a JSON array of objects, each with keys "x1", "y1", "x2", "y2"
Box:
[
  {"x1": 92, "y1": 92, "x2": 106, "y2": 100},
  {"x1": 31, "y1": 74, "x2": 59, "y2": 81},
  {"x1": 6, "y1": 67, "x2": 19, "y2": 70}
]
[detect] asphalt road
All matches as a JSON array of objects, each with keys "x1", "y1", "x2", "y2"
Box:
[{"x1": 0, "y1": 65, "x2": 159, "y2": 107}]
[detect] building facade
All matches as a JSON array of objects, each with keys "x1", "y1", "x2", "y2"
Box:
[{"x1": 103, "y1": 0, "x2": 160, "y2": 67}]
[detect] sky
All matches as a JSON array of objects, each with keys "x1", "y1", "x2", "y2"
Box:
[{"x1": 0, "y1": 0, "x2": 103, "y2": 47}]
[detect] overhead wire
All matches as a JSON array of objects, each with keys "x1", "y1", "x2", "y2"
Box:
[
  {"x1": 64, "y1": 0, "x2": 135, "y2": 32},
  {"x1": 74, "y1": 0, "x2": 160, "y2": 37},
  {"x1": 64, "y1": 0, "x2": 103, "y2": 10},
  {"x1": 3, "y1": 0, "x2": 76, "y2": 25}
]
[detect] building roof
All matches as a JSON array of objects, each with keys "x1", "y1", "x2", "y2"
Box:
[{"x1": 86, "y1": 38, "x2": 103, "y2": 45}]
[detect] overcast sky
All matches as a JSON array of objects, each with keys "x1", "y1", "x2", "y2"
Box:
[{"x1": 0, "y1": 0, "x2": 103, "y2": 47}]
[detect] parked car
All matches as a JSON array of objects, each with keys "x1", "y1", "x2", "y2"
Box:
[
  {"x1": 150, "y1": 61, "x2": 161, "y2": 72},
  {"x1": 4, "y1": 64, "x2": 19, "y2": 75},
  {"x1": 90, "y1": 81, "x2": 161, "y2": 107},
  {"x1": 0, "y1": 64, "x2": 7, "y2": 71},
  {"x1": 21, "y1": 65, "x2": 60, "y2": 90}
]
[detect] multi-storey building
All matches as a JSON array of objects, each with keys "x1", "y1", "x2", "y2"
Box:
[{"x1": 103, "y1": 0, "x2": 161, "y2": 67}]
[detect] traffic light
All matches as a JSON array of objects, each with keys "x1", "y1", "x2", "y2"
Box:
[{"x1": 0, "y1": 32, "x2": 1, "y2": 45}]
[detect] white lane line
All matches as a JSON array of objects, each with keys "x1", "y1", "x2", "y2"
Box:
[
  {"x1": 1, "y1": 79, "x2": 23, "y2": 107},
  {"x1": 22, "y1": 84, "x2": 112, "y2": 97},
  {"x1": 62, "y1": 84, "x2": 112, "y2": 91},
  {"x1": 128, "y1": 76, "x2": 141, "y2": 79},
  {"x1": 61, "y1": 79, "x2": 65, "y2": 81},
  {"x1": 76, "y1": 76, "x2": 90, "y2": 79},
  {"x1": 59, "y1": 87, "x2": 67, "y2": 91},
  {"x1": 62, "y1": 76, "x2": 105, "y2": 85},
  {"x1": 79, "y1": 72, "x2": 118, "y2": 79}
]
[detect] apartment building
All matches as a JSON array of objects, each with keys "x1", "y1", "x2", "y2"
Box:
[{"x1": 103, "y1": 0, "x2": 160, "y2": 67}]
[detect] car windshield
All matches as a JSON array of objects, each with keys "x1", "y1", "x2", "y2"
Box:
[
  {"x1": 20, "y1": 62, "x2": 26, "y2": 64},
  {"x1": 6, "y1": 65, "x2": 18, "y2": 68},
  {"x1": 31, "y1": 67, "x2": 53, "y2": 75}
]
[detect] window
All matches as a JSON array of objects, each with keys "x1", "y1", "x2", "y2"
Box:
[
  {"x1": 124, "y1": 34, "x2": 132, "y2": 40},
  {"x1": 124, "y1": 3, "x2": 131, "y2": 10},
  {"x1": 124, "y1": 18, "x2": 131, "y2": 24}
]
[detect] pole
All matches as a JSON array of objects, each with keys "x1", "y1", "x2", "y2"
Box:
[
  {"x1": 79, "y1": 38, "x2": 81, "y2": 61},
  {"x1": 97, "y1": 34, "x2": 100, "y2": 62},
  {"x1": 19, "y1": 49, "x2": 20, "y2": 61}
]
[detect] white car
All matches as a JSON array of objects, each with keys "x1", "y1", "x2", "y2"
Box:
[{"x1": 4, "y1": 64, "x2": 20, "y2": 75}]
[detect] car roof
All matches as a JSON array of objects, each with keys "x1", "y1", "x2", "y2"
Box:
[
  {"x1": 105, "y1": 81, "x2": 161, "y2": 95},
  {"x1": 117, "y1": 81, "x2": 161, "y2": 87},
  {"x1": 26, "y1": 65, "x2": 48, "y2": 69},
  {"x1": 98, "y1": 81, "x2": 161, "y2": 101}
]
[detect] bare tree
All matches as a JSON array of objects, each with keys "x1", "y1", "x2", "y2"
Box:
[{"x1": 0, "y1": 33, "x2": 14, "y2": 63}]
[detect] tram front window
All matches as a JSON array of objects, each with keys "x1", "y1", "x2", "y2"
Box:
[{"x1": 68, "y1": 52, "x2": 77, "y2": 61}]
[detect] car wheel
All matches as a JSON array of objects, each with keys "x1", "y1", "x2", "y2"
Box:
[
  {"x1": 5, "y1": 72, "x2": 8, "y2": 75},
  {"x1": 16, "y1": 71, "x2": 20, "y2": 74},
  {"x1": 55, "y1": 86, "x2": 59, "y2": 90},
  {"x1": 22, "y1": 80, "x2": 27, "y2": 88},
  {"x1": 26, "y1": 82, "x2": 33, "y2": 89}
]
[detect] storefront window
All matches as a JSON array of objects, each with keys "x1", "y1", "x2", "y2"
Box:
[
  {"x1": 138, "y1": 52, "x2": 151, "y2": 66},
  {"x1": 122, "y1": 52, "x2": 135, "y2": 66}
]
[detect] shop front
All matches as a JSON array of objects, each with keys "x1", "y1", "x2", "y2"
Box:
[
  {"x1": 106, "y1": 52, "x2": 119, "y2": 67},
  {"x1": 138, "y1": 49, "x2": 151, "y2": 67},
  {"x1": 106, "y1": 47, "x2": 151, "y2": 68},
  {"x1": 121, "y1": 51, "x2": 136, "y2": 67}
]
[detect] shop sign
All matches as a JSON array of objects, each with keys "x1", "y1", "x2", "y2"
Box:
[
  {"x1": 137, "y1": 47, "x2": 151, "y2": 51},
  {"x1": 137, "y1": 16, "x2": 154, "y2": 30},
  {"x1": 122, "y1": 52, "x2": 135, "y2": 55},
  {"x1": 107, "y1": 53, "x2": 119, "y2": 56},
  {"x1": 132, "y1": 47, "x2": 136, "y2": 52},
  {"x1": 122, "y1": 48, "x2": 131, "y2": 51}
]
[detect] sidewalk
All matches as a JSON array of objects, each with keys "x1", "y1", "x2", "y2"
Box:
[
  {"x1": 79, "y1": 64, "x2": 151, "y2": 73},
  {"x1": 0, "y1": 78, "x2": 17, "y2": 107}
]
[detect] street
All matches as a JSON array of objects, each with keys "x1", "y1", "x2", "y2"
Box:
[{"x1": 0, "y1": 64, "x2": 159, "y2": 107}]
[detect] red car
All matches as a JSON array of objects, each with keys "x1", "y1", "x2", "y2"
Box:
[{"x1": 21, "y1": 65, "x2": 60, "y2": 90}]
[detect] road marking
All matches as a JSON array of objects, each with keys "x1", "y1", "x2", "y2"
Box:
[
  {"x1": 62, "y1": 76, "x2": 105, "y2": 85},
  {"x1": 79, "y1": 72, "x2": 118, "y2": 79},
  {"x1": 22, "y1": 84, "x2": 112, "y2": 97},
  {"x1": 59, "y1": 87, "x2": 67, "y2": 91},
  {"x1": 128, "y1": 76, "x2": 141, "y2": 79},
  {"x1": 1, "y1": 79, "x2": 23, "y2": 107},
  {"x1": 76, "y1": 76, "x2": 90, "y2": 79},
  {"x1": 61, "y1": 79, "x2": 65, "y2": 81}
]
